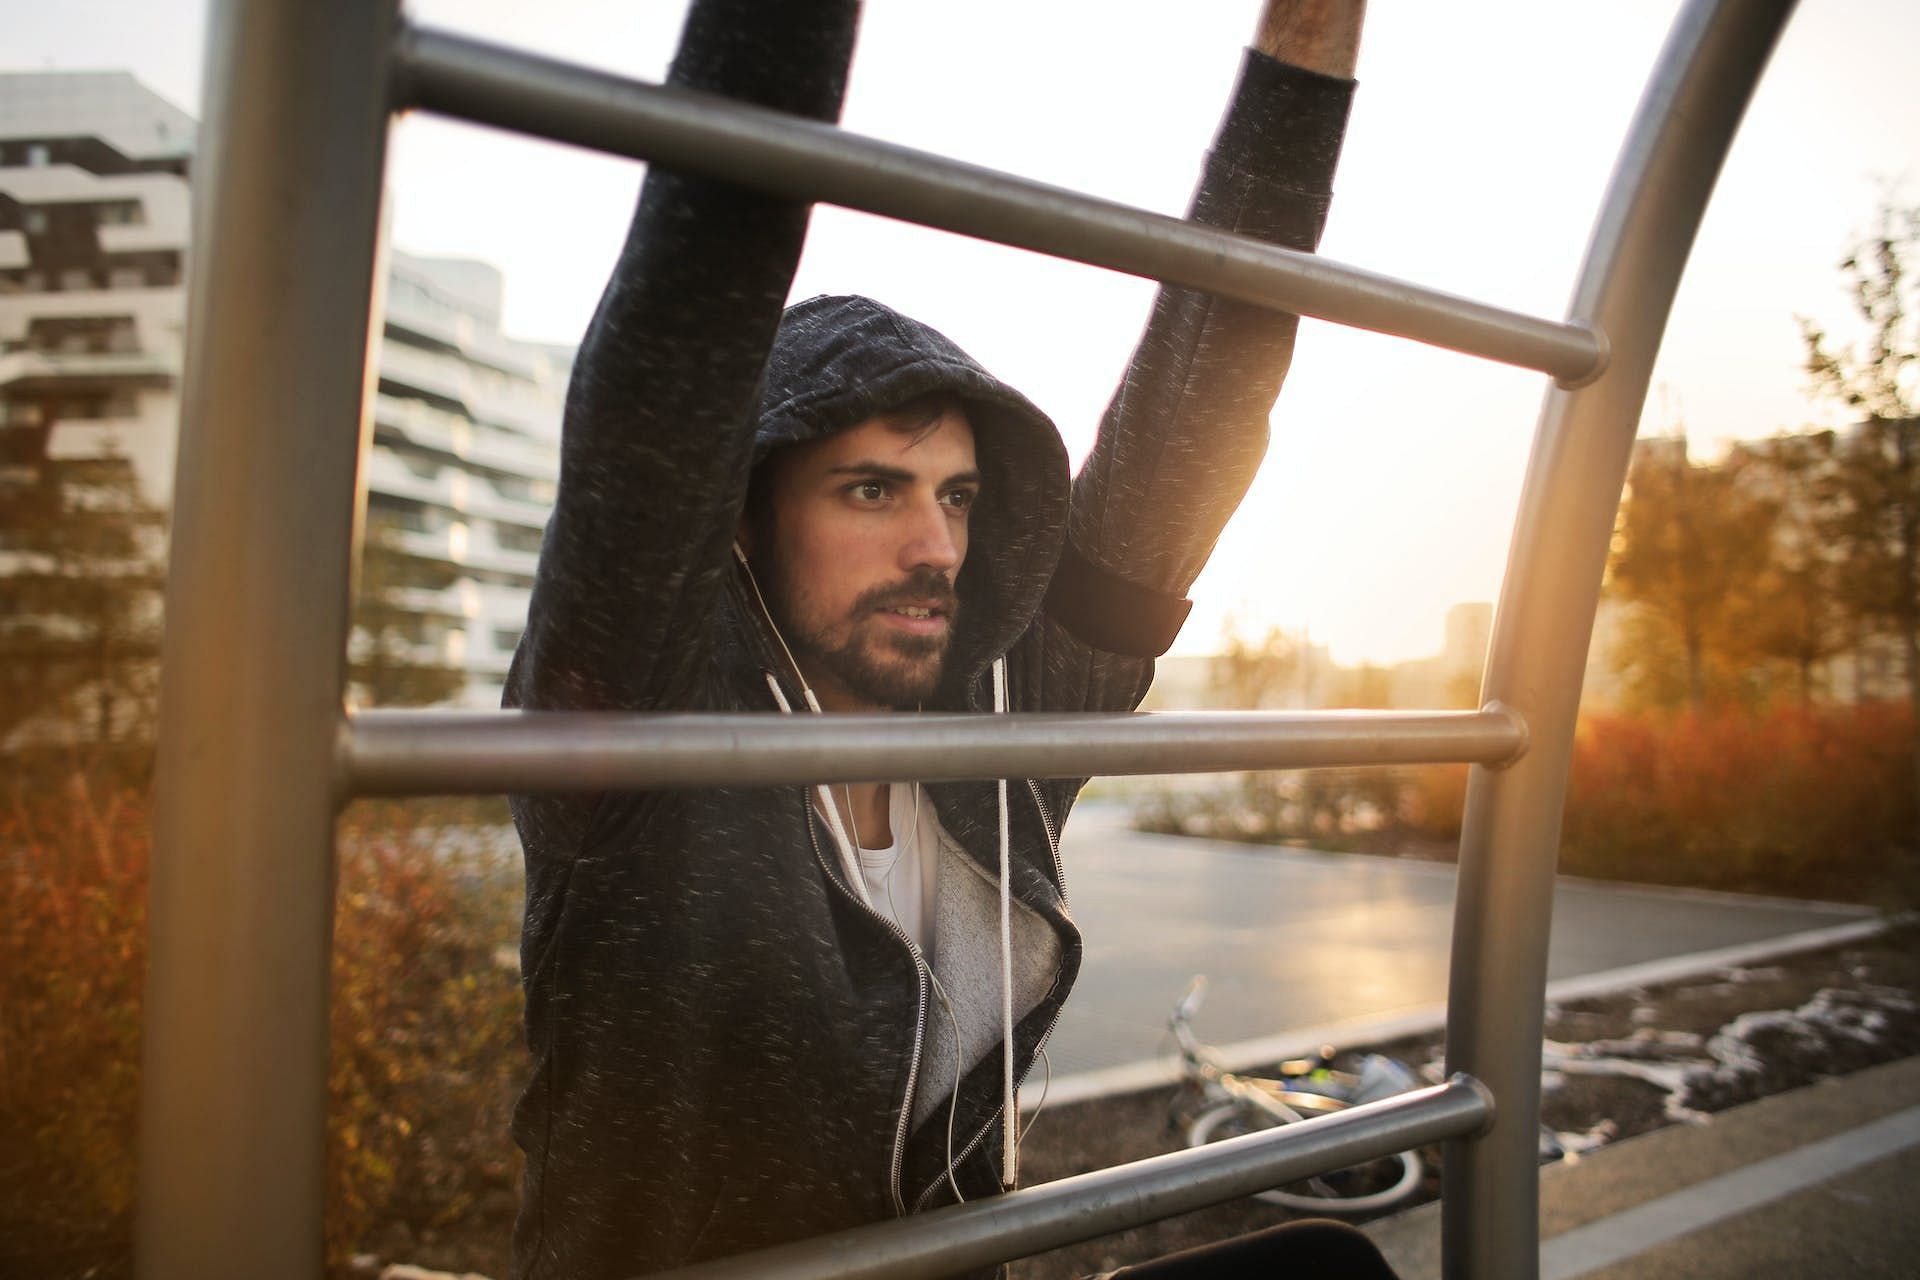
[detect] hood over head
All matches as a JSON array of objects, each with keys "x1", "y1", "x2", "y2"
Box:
[{"x1": 750, "y1": 295, "x2": 1070, "y2": 702}]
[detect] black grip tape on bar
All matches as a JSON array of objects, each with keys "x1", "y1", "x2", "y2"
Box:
[{"x1": 1042, "y1": 542, "x2": 1192, "y2": 659}]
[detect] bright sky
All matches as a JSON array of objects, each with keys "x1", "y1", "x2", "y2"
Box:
[{"x1": 11, "y1": 1, "x2": 1918, "y2": 664}]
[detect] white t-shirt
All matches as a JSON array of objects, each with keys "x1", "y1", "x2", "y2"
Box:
[{"x1": 853, "y1": 783, "x2": 941, "y2": 957}]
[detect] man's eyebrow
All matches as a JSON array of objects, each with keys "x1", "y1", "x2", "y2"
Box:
[{"x1": 827, "y1": 462, "x2": 982, "y2": 487}]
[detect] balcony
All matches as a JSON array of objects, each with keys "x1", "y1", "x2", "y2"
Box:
[
  {"x1": 0, "y1": 347, "x2": 175, "y2": 392},
  {"x1": 376, "y1": 341, "x2": 475, "y2": 416},
  {"x1": 364, "y1": 446, "x2": 458, "y2": 511},
  {"x1": 457, "y1": 480, "x2": 551, "y2": 530},
  {"x1": 387, "y1": 526, "x2": 459, "y2": 565},
  {"x1": 372, "y1": 394, "x2": 466, "y2": 456},
  {"x1": 464, "y1": 425, "x2": 557, "y2": 481}
]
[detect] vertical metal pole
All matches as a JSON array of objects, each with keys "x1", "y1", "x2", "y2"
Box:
[
  {"x1": 1443, "y1": 2, "x2": 1794, "y2": 1277},
  {"x1": 136, "y1": 2, "x2": 395, "y2": 1277}
]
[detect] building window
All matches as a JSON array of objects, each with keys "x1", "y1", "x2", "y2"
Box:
[
  {"x1": 95, "y1": 200, "x2": 145, "y2": 227},
  {"x1": 28, "y1": 315, "x2": 138, "y2": 355},
  {"x1": 24, "y1": 207, "x2": 49, "y2": 234},
  {"x1": 493, "y1": 523, "x2": 544, "y2": 554},
  {"x1": 379, "y1": 503, "x2": 434, "y2": 535},
  {"x1": 26, "y1": 144, "x2": 50, "y2": 167},
  {"x1": 55, "y1": 394, "x2": 112, "y2": 421}
]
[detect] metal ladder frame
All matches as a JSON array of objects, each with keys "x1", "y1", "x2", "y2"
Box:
[{"x1": 134, "y1": 2, "x2": 1795, "y2": 1276}]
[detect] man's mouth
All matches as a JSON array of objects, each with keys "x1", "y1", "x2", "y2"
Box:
[
  {"x1": 853, "y1": 572, "x2": 959, "y2": 642},
  {"x1": 877, "y1": 601, "x2": 949, "y2": 634}
]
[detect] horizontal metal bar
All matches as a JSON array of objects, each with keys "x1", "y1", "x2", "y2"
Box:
[
  {"x1": 342, "y1": 705, "x2": 1528, "y2": 796},
  {"x1": 392, "y1": 25, "x2": 1604, "y2": 382},
  {"x1": 657, "y1": 1077, "x2": 1491, "y2": 1280}
]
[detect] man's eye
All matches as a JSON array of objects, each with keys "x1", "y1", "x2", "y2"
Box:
[
  {"x1": 851, "y1": 481, "x2": 887, "y2": 501},
  {"x1": 942, "y1": 489, "x2": 977, "y2": 512}
]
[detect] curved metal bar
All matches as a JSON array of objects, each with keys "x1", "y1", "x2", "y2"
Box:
[
  {"x1": 655, "y1": 1078, "x2": 1492, "y2": 1280},
  {"x1": 342, "y1": 705, "x2": 1529, "y2": 797},
  {"x1": 392, "y1": 23, "x2": 1604, "y2": 382},
  {"x1": 1443, "y1": 2, "x2": 1798, "y2": 1277},
  {"x1": 135, "y1": 1, "x2": 398, "y2": 1277}
]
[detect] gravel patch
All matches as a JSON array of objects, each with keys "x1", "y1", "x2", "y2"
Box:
[{"x1": 1009, "y1": 920, "x2": 1920, "y2": 1280}]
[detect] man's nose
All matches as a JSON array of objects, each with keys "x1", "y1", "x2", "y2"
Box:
[{"x1": 902, "y1": 496, "x2": 962, "y2": 573}]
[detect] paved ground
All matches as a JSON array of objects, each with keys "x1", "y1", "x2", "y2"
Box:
[
  {"x1": 1365, "y1": 1055, "x2": 1920, "y2": 1279},
  {"x1": 1047, "y1": 805, "x2": 1874, "y2": 1079}
]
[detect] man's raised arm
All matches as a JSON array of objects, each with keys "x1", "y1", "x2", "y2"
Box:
[
  {"x1": 507, "y1": 0, "x2": 859, "y2": 716},
  {"x1": 1040, "y1": 0, "x2": 1364, "y2": 695}
]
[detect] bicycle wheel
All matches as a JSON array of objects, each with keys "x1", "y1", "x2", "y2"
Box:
[{"x1": 1186, "y1": 1090, "x2": 1424, "y2": 1215}]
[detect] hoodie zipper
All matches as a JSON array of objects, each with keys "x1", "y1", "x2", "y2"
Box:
[
  {"x1": 803, "y1": 803, "x2": 929, "y2": 1216},
  {"x1": 1027, "y1": 779, "x2": 1066, "y2": 909},
  {"x1": 911, "y1": 995, "x2": 1066, "y2": 1212},
  {"x1": 770, "y1": 652, "x2": 1064, "y2": 1216},
  {"x1": 910, "y1": 779, "x2": 1069, "y2": 1212}
]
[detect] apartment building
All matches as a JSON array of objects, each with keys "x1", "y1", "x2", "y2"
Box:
[
  {"x1": 371, "y1": 248, "x2": 569, "y2": 704},
  {"x1": 0, "y1": 71, "x2": 569, "y2": 717}
]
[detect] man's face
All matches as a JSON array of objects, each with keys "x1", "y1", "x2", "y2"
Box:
[{"x1": 745, "y1": 409, "x2": 979, "y2": 711}]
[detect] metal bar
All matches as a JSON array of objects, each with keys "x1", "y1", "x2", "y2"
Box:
[
  {"x1": 391, "y1": 24, "x2": 1604, "y2": 383},
  {"x1": 1443, "y1": 3, "x2": 1797, "y2": 1278},
  {"x1": 135, "y1": 1, "x2": 397, "y2": 1277},
  {"x1": 341, "y1": 705, "x2": 1528, "y2": 796},
  {"x1": 658, "y1": 1078, "x2": 1492, "y2": 1280}
]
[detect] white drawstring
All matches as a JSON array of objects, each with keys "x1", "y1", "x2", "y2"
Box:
[
  {"x1": 764, "y1": 671, "x2": 873, "y2": 910},
  {"x1": 992, "y1": 657, "x2": 1017, "y2": 1189}
]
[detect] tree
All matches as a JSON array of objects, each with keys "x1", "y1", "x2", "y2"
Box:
[
  {"x1": 1209, "y1": 618, "x2": 1302, "y2": 709},
  {"x1": 1606, "y1": 433, "x2": 1779, "y2": 709},
  {"x1": 1739, "y1": 432, "x2": 1851, "y2": 704},
  {"x1": 347, "y1": 510, "x2": 470, "y2": 708},
  {"x1": 1799, "y1": 201, "x2": 1920, "y2": 844},
  {"x1": 0, "y1": 443, "x2": 165, "y2": 758}
]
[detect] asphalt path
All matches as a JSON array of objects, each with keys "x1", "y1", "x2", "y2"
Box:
[{"x1": 1044, "y1": 804, "x2": 1873, "y2": 1079}]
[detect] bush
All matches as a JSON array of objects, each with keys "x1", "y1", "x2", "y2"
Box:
[
  {"x1": 0, "y1": 780, "x2": 527, "y2": 1279},
  {"x1": 1559, "y1": 701, "x2": 1914, "y2": 898},
  {"x1": 328, "y1": 804, "x2": 525, "y2": 1272},
  {"x1": 0, "y1": 773, "x2": 147, "y2": 1279},
  {"x1": 1131, "y1": 702, "x2": 1915, "y2": 902}
]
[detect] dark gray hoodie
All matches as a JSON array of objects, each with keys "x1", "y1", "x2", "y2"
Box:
[{"x1": 503, "y1": 2, "x2": 1353, "y2": 1275}]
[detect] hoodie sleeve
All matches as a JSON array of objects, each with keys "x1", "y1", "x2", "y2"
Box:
[
  {"x1": 1032, "y1": 51, "x2": 1354, "y2": 713},
  {"x1": 504, "y1": 0, "x2": 858, "y2": 718}
]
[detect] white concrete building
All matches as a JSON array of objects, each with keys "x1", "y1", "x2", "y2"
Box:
[
  {"x1": 1, "y1": 71, "x2": 569, "y2": 711},
  {"x1": 0, "y1": 72, "x2": 192, "y2": 507},
  {"x1": 370, "y1": 249, "x2": 569, "y2": 704}
]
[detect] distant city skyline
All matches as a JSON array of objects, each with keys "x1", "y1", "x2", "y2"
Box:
[{"x1": 10, "y1": 0, "x2": 1917, "y2": 664}]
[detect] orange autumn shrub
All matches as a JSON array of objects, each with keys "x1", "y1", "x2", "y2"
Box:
[
  {"x1": 1560, "y1": 701, "x2": 1914, "y2": 897},
  {"x1": 1395, "y1": 702, "x2": 1911, "y2": 900},
  {"x1": 1400, "y1": 764, "x2": 1469, "y2": 840},
  {"x1": 0, "y1": 781, "x2": 526, "y2": 1280},
  {"x1": 327, "y1": 805, "x2": 525, "y2": 1271},
  {"x1": 0, "y1": 774, "x2": 147, "y2": 1278}
]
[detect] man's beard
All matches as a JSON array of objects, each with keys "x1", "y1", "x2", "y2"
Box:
[{"x1": 767, "y1": 565, "x2": 961, "y2": 709}]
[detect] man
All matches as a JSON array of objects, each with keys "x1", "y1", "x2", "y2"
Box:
[{"x1": 505, "y1": 1, "x2": 1365, "y2": 1276}]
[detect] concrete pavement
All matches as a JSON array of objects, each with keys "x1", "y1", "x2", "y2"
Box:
[
  {"x1": 1365, "y1": 1054, "x2": 1920, "y2": 1279},
  {"x1": 1044, "y1": 805, "x2": 1875, "y2": 1083}
]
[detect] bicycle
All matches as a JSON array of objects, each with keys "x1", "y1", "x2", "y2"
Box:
[{"x1": 1167, "y1": 976, "x2": 1426, "y2": 1215}]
